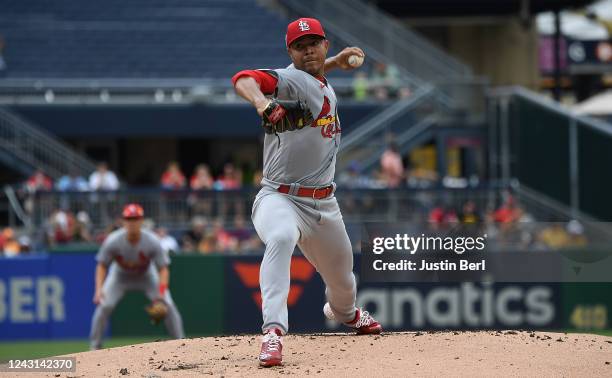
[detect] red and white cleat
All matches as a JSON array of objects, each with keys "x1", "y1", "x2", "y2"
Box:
[
  {"x1": 259, "y1": 328, "x2": 283, "y2": 367},
  {"x1": 323, "y1": 302, "x2": 383, "y2": 335}
]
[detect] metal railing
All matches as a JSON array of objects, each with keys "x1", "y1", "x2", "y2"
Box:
[
  {"x1": 281, "y1": 0, "x2": 472, "y2": 85},
  {"x1": 3, "y1": 185, "x2": 31, "y2": 229},
  {"x1": 358, "y1": 114, "x2": 438, "y2": 173},
  {"x1": 12, "y1": 184, "x2": 610, "y2": 253},
  {"x1": 16, "y1": 184, "x2": 585, "y2": 230},
  {"x1": 339, "y1": 85, "x2": 435, "y2": 151},
  {"x1": 0, "y1": 77, "x2": 402, "y2": 105},
  {"x1": 0, "y1": 78, "x2": 233, "y2": 105},
  {"x1": 488, "y1": 86, "x2": 612, "y2": 220},
  {"x1": 0, "y1": 108, "x2": 97, "y2": 179},
  {"x1": 337, "y1": 85, "x2": 439, "y2": 172}
]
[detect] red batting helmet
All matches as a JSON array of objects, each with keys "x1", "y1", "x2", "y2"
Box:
[
  {"x1": 122, "y1": 203, "x2": 144, "y2": 219},
  {"x1": 285, "y1": 18, "x2": 326, "y2": 48}
]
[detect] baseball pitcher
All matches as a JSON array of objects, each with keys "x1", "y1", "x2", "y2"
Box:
[
  {"x1": 89, "y1": 203, "x2": 185, "y2": 350},
  {"x1": 232, "y1": 17, "x2": 382, "y2": 367}
]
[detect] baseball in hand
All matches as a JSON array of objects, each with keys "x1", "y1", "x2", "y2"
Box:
[{"x1": 348, "y1": 54, "x2": 364, "y2": 67}]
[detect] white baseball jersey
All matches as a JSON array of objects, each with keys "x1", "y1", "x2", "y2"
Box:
[
  {"x1": 96, "y1": 229, "x2": 169, "y2": 274},
  {"x1": 260, "y1": 65, "x2": 341, "y2": 187},
  {"x1": 250, "y1": 64, "x2": 358, "y2": 335},
  {"x1": 90, "y1": 227, "x2": 184, "y2": 349}
]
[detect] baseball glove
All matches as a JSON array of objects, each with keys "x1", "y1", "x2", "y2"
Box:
[
  {"x1": 261, "y1": 99, "x2": 314, "y2": 134},
  {"x1": 145, "y1": 299, "x2": 168, "y2": 325}
]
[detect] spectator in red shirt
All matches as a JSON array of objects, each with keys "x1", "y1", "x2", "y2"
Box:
[
  {"x1": 428, "y1": 206, "x2": 459, "y2": 230},
  {"x1": 23, "y1": 169, "x2": 53, "y2": 214},
  {"x1": 46, "y1": 209, "x2": 76, "y2": 246},
  {"x1": 214, "y1": 163, "x2": 244, "y2": 218},
  {"x1": 190, "y1": 164, "x2": 214, "y2": 190},
  {"x1": 160, "y1": 161, "x2": 186, "y2": 190},
  {"x1": 493, "y1": 195, "x2": 520, "y2": 224},
  {"x1": 188, "y1": 164, "x2": 214, "y2": 216},
  {"x1": 26, "y1": 169, "x2": 53, "y2": 193}
]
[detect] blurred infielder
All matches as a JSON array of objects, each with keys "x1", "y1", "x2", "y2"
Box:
[
  {"x1": 232, "y1": 17, "x2": 382, "y2": 367},
  {"x1": 89, "y1": 203, "x2": 185, "y2": 350}
]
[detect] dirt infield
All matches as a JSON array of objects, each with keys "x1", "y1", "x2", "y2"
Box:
[{"x1": 8, "y1": 331, "x2": 612, "y2": 377}]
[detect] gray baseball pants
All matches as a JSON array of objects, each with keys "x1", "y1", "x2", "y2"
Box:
[
  {"x1": 252, "y1": 185, "x2": 357, "y2": 334},
  {"x1": 89, "y1": 265, "x2": 185, "y2": 349}
]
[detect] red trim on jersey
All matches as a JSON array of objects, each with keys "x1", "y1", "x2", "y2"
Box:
[{"x1": 231, "y1": 70, "x2": 278, "y2": 95}]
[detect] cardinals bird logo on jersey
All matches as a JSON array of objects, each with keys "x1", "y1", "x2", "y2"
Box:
[
  {"x1": 312, "y1": 96, "x2": 341, "y2": 138},
  {"x1": 115, "y1": 251, "x2": 150, "y2": 273}
]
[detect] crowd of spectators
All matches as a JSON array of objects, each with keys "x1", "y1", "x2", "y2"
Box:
[
  {"x1": 16, "y1": 160, "x2": 263, "y2": 253},
  {"x1": 45, "y1": 208, "x2": 93, "y2": 247},
  {"x1": 24, "y1": 160, "x2": 245, "y2": 197},
  {"x1": 420, "y1": 192, "x2": 591, "y2": 251},
  {"x1": 22, "y1": 163, "x2": 119, "y2": 198},
  {"x1": 180, "y1": 216, "x2": 261, "y2": 254},
  {"x1": 20, "y1": 160, "x2": 255, "y2": 208},
  {"x1": 6, "y1": 156, "x2": 595, "y2": 256},
  {"x1": 159, "y1": 161, "x2": 244, "y2": 192}
]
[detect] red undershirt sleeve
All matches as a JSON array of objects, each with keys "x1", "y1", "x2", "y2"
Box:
[{"x1": 231, "y1": 70, "x2": 278, "y2": 95}]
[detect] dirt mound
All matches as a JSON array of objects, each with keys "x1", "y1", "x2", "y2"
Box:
[{"x1": 8, "y1": 331, "x2": 612, "y2": 377}]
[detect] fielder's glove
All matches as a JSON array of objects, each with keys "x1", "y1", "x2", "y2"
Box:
[
  {"x1": 145, "y1": 299, "x2": 168, "y2": 325},
  {"x1": 261, "y1": 99, "x2": 314, "y2": 134}
]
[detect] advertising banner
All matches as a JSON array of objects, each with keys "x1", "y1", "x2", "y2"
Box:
[
  {"x1": 0, "y1": 254, "x2": 96, "y2": 340},
  {"x1": 223, "y1": 254, "x2": 563, "y2": 333}
]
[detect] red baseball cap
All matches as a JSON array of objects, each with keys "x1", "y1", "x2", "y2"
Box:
[
  {"x1": 285, "y1": 18, "x2": 326, "y2": 48},
  {"x1": 122, "y1": 203, "x2": 144, "y2": 219}
]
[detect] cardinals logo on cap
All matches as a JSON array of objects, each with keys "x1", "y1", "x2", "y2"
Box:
[
  {"x1": 122, "y1": 203, "x2": 144, "y2": 219},
  {"x1": 286, "y1": 18, "x2": 325, "y2": 48}
]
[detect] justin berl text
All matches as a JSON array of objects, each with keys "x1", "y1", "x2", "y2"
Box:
[{"x1": 373, "y1": 259, "x2": 486, "y2": 271}]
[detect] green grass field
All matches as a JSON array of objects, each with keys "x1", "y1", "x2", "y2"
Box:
[
  {"x1": 565, "y1": 329, "x2": 612, "y2": 337},
  {"x1": 1, "y1": 330, "x2": 611, "y2": 362},
  {"x1": 0, "y1": 337, "x2": 161, "y2": 362}
]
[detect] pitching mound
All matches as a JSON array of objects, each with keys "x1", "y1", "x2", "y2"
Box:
[{"x1": 13, "y1": 331, "x2": 612, "y2": 377}]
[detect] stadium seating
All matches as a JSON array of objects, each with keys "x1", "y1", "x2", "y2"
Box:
[{"x1": 0, "y1": 0, "x2": 297, "y2": 78}]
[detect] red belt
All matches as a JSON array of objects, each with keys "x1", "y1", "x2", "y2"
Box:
[{"x1": 278, "y1": 184, "x2": 334, "y2": 199}]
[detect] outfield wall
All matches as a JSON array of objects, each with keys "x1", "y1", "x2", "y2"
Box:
[{"x1": 0, "y1": 253, "x2": 609, "y2": 340}]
